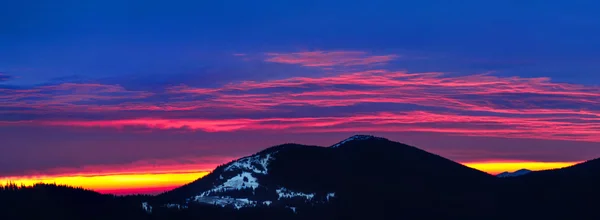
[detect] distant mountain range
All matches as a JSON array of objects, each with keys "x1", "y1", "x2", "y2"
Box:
[
  {"x1": 497, "y1": 169, "x2": 532, "y2": 178},
  {"x1": 2, "y1": 135, "x2": 600, "y2": 220}
]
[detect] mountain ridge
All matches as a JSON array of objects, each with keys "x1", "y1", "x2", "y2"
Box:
[
  {"x1": 5, "y1": 135, "x2": 600, "y2": 220},
  {"x1": 497, "y1": 169, "x2": 532, "y2": 178},
  {"x1": 150, "y1": 134, "x2": 498, "y2": 219}
]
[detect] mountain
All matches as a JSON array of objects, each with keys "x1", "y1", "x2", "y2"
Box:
[
  {"x1": 6, "y1": 135, "x2": 600, "y2": 220},
  {"x1": 150, "y1": 135, "x2": 499, "y2": 219},
  {"x1": 497, "y1": 169, "x2": 532, "y2": 178},
  {"x1": 496, "y1": 159, "x2": 600, "y2": 219}
]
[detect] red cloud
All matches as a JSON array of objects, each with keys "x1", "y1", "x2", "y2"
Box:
[
  {"x1": 159, "y1": 70, "x2": 600, "y2": 142},
  {"x1": 171, "y1": 70, "x2": 600, "y2": 116},
  {"x1": 11, "y1": 155, "x2": 236, "y2": 177},
  {"x1": 265, "y1": 51, "x2": 398, "y2": 67},
  {"x1": 2, "y1": 51, "x2": 600, "y2": 144},
  {"x1": 37, "y1": 110, "x2": 600, "y2": 142}
]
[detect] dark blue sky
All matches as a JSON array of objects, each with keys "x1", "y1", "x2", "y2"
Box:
[
  {"x1": 3, "y1": 0, "x2": 600, "y2": 85},
  {"x1": 1, "y1": 0, "x2": 600, "y2": 177}
]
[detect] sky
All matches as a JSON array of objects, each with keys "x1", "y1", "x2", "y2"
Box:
[{"x1": 1, "y1": 0, "x2": 599, "y2": 194}]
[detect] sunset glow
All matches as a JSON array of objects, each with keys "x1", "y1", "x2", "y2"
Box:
[
  {"x1": 462, "y1": 161, "x2": 580, "y2": 175},
  {"x1": 3, "y1": 2, "x2": 600, "y2": 197},
  {"x1": 0, "y1": 161, "x2": 581, "y2": 194},
  {"x1": 0, "y1": 171, "x2": 209, "y2": 195}
]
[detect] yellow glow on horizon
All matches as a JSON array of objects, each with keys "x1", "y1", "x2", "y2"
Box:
[
  {"x1": 0, "y1": 161, "x2": 583, "y2": 194},
  {"x1": 462, "y1": 161, "x2": 580, "y2": 175},
  {"x1": 0, "y1": 171, "x2": 209, "y2": 194}
]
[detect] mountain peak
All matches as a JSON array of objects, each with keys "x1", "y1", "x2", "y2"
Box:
[
  {"x1": 330, "y1": 135, "x2": 386, "y2": 148},
  {"x1": 497, "y1": 169, "x2": 532, "y2": 178}
]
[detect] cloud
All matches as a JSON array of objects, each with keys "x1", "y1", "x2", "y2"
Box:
[
  {"x1": 0, "y1": 73, "x2": 12, "y2": 81},
  {"x1": 5, "y1": 155, "x2": 235, "y2": 177},
  {"x1": 1, "y1": 51, "x2": 599, "y2": 144},
  {"x1": 265, "y1": 51, "x2": 398, "y2": 67},
  {"x1": 0, "y1": 83, "x2": 153, "y2": 113},
  {"x1": 139, "y1": 70, "x2": 600, "y2": 142},
  {"x1": 34, "y1": 110, "x2": 600, "y2": 142},
  {"x1": 169, "y1": 70, "x2": 600, "y2": 115}
]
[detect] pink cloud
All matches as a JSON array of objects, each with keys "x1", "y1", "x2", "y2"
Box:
[
  {"x1": 11, "y1": 155, "x2": 236, "y2": 177},
  {"x1": 0, "y1": 82, "x2": 152, "y2": 112},
  {"x1": 2, "y1": 51, "x2": 600, "y2": 144},
  {"x1": 265, "y1": 51, "x2": 398, "y2": 67},
  {"x1": 27, "y1": 109, "x2": 600, "y2": 142},
  {"x1": 171, "y1": 70, "x2": 600, "y2": 116},
  {"x1": 157, "y1": 70, "x2": 600, "y2": 142}
]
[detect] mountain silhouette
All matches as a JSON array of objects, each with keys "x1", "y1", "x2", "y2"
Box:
[
  {"x1": 2, "y1": 135, "x2": 600, "y2": 220},
  {"x1": 151, "y1": 135, "x2": 498, "y2": 219},
  {"x1": 497, "y1": 169, "x2": 532, "y2": 178},
  {"x1": 0, "y1": 183, "x2": 149, "y2": 220},
  {"x1": 497, "y1": 159, "x2": 600, "y2": 219}
]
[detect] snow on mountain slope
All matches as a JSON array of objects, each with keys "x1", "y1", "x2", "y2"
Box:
[
  {"x1": 197, "y1": 171, "x2": 259, "y2": 197},
  {"x1": 165, "y1": 203, "x2": 187, "y2": 209},
  {"x1": 330, "y1": 134, "x2": 386, "y2": 148},
  {"x1": 191, "y1": 151, "x2": 277, "y2": 208},
  {"x1": 223, "y1": 153, "x2": 273, "y2": 174},
  {"x1": 195, "y1": 196, "x2": 258, "y2": 209},
  {"x1": 276, "y1": 187, "x2": 315, "y2": 200},
  {"x1": 326, "y1": 193, "x2": 335, "y2": 202},
  {"x1": 152, "y1": 134, "x2": 490, "y2": 214},
  {"x1": 155, "y1": 148, "x2": 336, "y2": 211},
  {"x1": 205, "y1": 151, "x2": 276, "y2": 193},
  {"x1": 141, "y1": 202, "x2": 152, "y2": 214}
]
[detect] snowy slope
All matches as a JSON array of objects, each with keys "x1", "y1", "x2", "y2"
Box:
[
  {"x1": 152, "y1": 146, "x2": 336, "y2": 211},
  {"x1": 330, "y1": 134, "x2": 386, "y2": 148},
  {"x1": 150, "y1": 134, "x2": 494, "y2": 215}
]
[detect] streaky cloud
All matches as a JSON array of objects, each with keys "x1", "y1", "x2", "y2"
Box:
[
  {"x1": 24, "y1": 109, "x2": 600, "y2": 142},
  {"x1": 265, "y1": 51, "x2": 399, "y2": 67},
  {"x1": 1, "y1": 51, "x2": 599, "y2": 144},
  {"x1": 0, "y1": 73, "x2": 12, "y2": 82}
]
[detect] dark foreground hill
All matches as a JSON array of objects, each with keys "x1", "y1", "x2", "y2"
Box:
[
  {"x1": 497, "y1": 158, "x2": 600, "y2": 219},
  {"x1": 1, "y1": 135, "x2": 599, "y2": 220},
  {"x1": 151, "y1": 135, "x2": 498, "y2": 219},
  {"x1": 0, "y1": 183, "x2": 149, "y2": 220}
]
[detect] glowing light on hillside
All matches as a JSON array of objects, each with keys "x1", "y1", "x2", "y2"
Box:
[{"x1": 0, "y1": 160, "x2": 582, "y2": 195}]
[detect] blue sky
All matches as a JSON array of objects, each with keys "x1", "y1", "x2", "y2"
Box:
[
  {"x1": 1, "y1": 0, "x2": 600, "y2": 177},
  {"x1": 3, "y1": 0, "x2": 600, "y2": 85}
]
